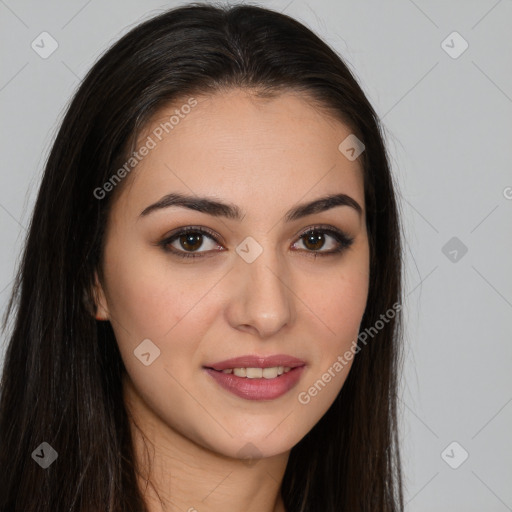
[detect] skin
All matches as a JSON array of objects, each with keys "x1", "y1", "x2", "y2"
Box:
[{"x1": 93, "y1": 88, "x2": 370, "y2": 512}]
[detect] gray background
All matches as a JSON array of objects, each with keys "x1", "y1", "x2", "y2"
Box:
[{"x1": 1, "y1": 0, "x2": 511, "y2": 510}]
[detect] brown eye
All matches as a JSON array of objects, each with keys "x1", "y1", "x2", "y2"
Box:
[
  {"x1": 293, "y1": 226, "x2": 354, "y2": 256},
  {"x1": 159, "y1": 227, "x2": 223, "y2": 259},
  {"x1": 178, "y1": 232, "x2": 204, "y2": 252},
  {"x1": 159, "y1": 225, "x2": 354, "y2": 260},
  {"x1": 302, "y1": 230, "x2": 326, "y2": 251}
]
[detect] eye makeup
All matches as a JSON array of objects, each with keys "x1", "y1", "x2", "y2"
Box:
[{"x1": 156, "y1": 224, "x2": 354, "y2": 260}]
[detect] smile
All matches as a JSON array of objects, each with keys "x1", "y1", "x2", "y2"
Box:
[
  {"x1": 212, "y1": 366, "x2": 293, "y2": 378},
  {"x1": 203, "y1": 354, "x2": 306, "y2": 400}
]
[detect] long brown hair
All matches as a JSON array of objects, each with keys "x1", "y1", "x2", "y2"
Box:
[{"x1": 0, "y1": 3, "x2": 404, "y2": 510}]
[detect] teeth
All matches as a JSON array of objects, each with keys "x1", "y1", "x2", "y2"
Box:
[
  {"x1": 246, "y1": 367, "x2": 263, "y2": 378},
  {"x1": 262, "y1": 367, "x2": 278, "y2": 379},
  {"x1": 222, "y1": 366, "x2": 293, "y2": 379}
]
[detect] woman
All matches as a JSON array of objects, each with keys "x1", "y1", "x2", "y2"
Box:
[{"x1": 0, "y1": 3, "x2": 404, "y2": 511}]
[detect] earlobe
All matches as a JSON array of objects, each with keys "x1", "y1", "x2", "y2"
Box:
[{"x1": 92, "y1": 270, "x2": 110, "y2": 321}]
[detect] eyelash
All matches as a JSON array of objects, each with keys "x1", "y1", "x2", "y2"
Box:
[{"x1": 157, "y1": 225, "x2": 354, "y2": 260}]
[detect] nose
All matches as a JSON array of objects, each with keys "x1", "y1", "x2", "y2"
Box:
[{"x1": 225, "y1": 242, "x2": 295, "y2": 339}]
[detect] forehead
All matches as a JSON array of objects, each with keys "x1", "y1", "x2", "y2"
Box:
[{"x1": 114, "y1": 89, "x2": 365, "y2": 220}]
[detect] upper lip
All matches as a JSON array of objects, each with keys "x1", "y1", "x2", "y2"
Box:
[{"x1": 204, "y1": 354, "x2": 306, "y2": 371}]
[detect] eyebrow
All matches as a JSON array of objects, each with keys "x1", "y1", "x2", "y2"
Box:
[{"x1": 139, "y1": 192, "x2": 362, "y2": 222}]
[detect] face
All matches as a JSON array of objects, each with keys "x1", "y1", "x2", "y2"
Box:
[{"x1": 93, "y1": 88, "x2": 370, "y2": 460}]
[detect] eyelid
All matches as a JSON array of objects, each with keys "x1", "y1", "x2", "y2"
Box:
[
  {"x1": 157, "y1": 224, "x2": 354, "y2": 259},
  {"x1": 158, "y1": 225, "x2": 223, "y2": 258}
]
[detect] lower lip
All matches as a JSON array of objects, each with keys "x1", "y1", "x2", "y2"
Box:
[{"x1": 204, "y1": 366, "x2": 305, "y2": 401}]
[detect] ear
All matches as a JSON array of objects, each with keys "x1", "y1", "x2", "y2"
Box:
[{"x1": 91, "y1": 270, "x2": 110, "y2": 321}]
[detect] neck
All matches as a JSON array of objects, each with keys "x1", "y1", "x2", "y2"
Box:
[{"x1": 123, "y1": 376, "x2": 288, "y2": 512}]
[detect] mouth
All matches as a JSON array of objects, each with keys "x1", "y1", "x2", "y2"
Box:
[
  {"x1": 202, "y1": 354, "x2": 306, "y2": 401},
  {"x1": 204, "y1": 354, "x2": 306, "y2": 372},
  {"x1": 207, "y1": 366, "x2": 295, "y2": 379}
]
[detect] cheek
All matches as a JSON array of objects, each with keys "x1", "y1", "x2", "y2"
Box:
[
  {"x1": 100, "y1": 243, "x2": 222, "y2": 391},
  {"x1": 313, "y1": 272, "x2": 368, "y2": 330},
  {"x1": 101, "y1": 248, "x2": 218, "y2": 435},
  {"x1": 293, "y1": 250, "x2": 369, "y2": 406},
  {"x1": 302, "y1": 253, "x2": 369, "y2": 348},
  {"x1": 102, "y1": 243, "x2": 211, "y2": 340}
]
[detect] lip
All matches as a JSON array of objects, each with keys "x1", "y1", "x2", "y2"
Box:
[
  {"x1": 204, "y1": 366, "x2": 306, "y2": 401},
  {"x1": 203, "y1": 354, "x2": 306, "y2": 371},
  {"x1": 202, "y1": 354, "x2": 306, "y2": 401}
]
